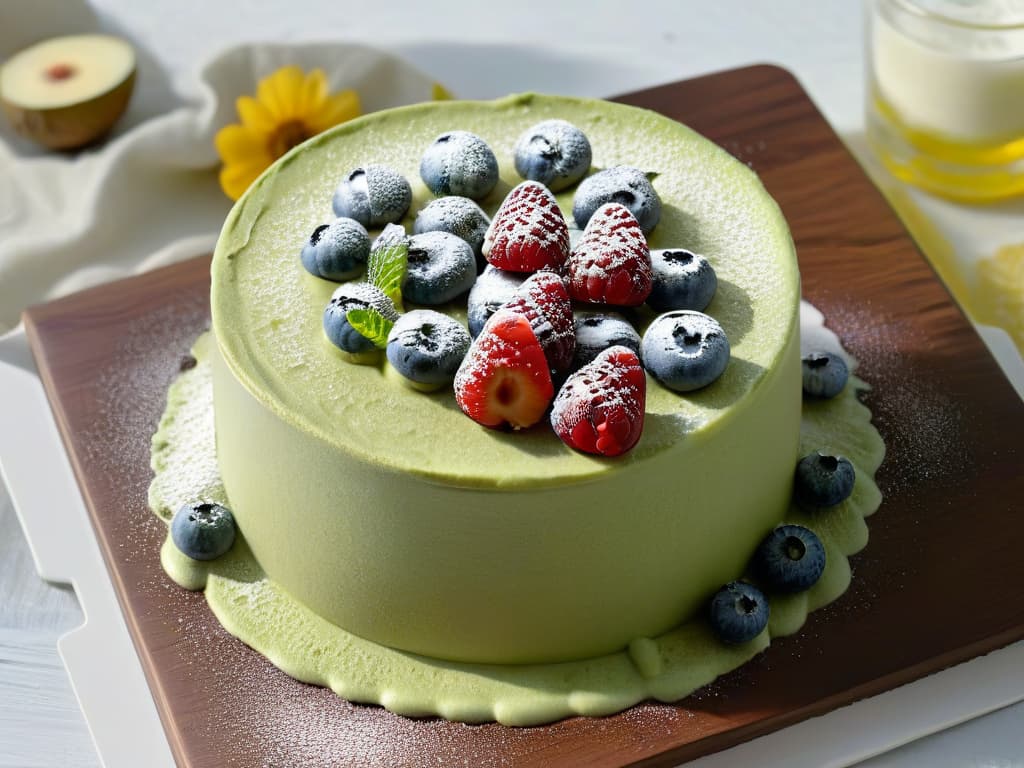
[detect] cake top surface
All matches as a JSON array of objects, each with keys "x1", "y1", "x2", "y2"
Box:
[{"x1": 211, "y1": 93, "x2": 799, "y2": 488}]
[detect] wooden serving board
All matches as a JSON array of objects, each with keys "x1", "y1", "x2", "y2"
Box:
[{"x1": 22, "y1": 65, "x2": 1024, "y2": 767}]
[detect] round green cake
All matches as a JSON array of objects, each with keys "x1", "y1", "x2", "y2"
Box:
[{"x1": 208, "y1": 94, "x2": 803, "y2": 665}]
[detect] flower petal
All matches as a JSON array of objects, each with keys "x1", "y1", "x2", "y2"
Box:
[
  {"x1": 299, "y1": 69, "x2": 329, "y2": 116},
  {"x1": 236, "y1": 96, "x2": 276, "y2": 133},
  {"x1": 307, "y1": 89, "x2": 361, "y2": 134},
  {"x1": 215, "y1": 123, "x2": 273, "y2": 165},
  {"x1": 219, "y1": 159, "x2": 268, "y2": 201},
  {"x1": 257, "y1": 65, "x2": 304, "y2": 120}
]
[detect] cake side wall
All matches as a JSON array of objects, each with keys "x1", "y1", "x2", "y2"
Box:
[{"x1": 211, "y1": 328, "x2": 801, "y2": 665}]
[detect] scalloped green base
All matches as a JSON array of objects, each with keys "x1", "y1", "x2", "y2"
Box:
[{"x1": 148, "y1": 304, "x2": 883, "y2": 727}]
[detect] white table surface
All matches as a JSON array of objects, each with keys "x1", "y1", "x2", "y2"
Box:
[{"x1": 2, "y1": 1, "x2": 1023, "y2": 766}]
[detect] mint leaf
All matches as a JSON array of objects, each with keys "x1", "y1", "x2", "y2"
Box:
[
  {"x1": 345, "y1": 307, "x2": 394, "y2": 349},
  {"x1": 367, "y1": 224, "x2": 408, "y2": 310}
]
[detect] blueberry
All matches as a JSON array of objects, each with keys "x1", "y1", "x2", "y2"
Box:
[
  {"x1": 513, "y1": 119, "x2": 592, "y2": 192},
  {"x1": 708, "y1": 581, "x2": 769, "y2": 645},
  {"x1": 466, "y1": 265, "x2": 525, "y2": 338},
  {"x1": 386, "y1": 310, "x2": 471, "y2": 387},
  {"x1": 300, "y1": 218, "x2": 370, "y2": 281},
  {"x1": 573, "y1": 166, "x2": 662, "y2": 234},
  {"x1": 802, "y1": 351, "x2": 849, "y2": 399},
  {"x1": 332, "y1": 165, "x2": 412, "y2": 227},
  {"x1": 640, "y1": 311, "x2": 729, "y2": 392},
  {"x1": 420, "y1": 131, "x2": 499, "y2": 200},
  {"x1": 171, "y1": 501, "x2": 236, "y2": 561},
  {"x1": 572, "y1": 312, "x2": 641, "y2": 370},
  {"x1": 413, "y1": 196, "x2": 491, "y2": 268},
  {"x1": 647, "y1": 249, "x2": 717, "y2": 313},
  {"x1": 323, "y1": 282, "x2": 399, "y2": 354},
  {"x1": 403, "y1": 231, "x2": 477, "y2": 305},
  {"x1": 752, "y1": 525, "x2": 826, "y2": 594},
  {"x1": 794, "y1": 452, "x2": 856, "y2": 509}
]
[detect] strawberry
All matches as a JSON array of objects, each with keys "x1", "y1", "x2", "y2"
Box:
[
  {"x1": 482, "y1": 181, "x2": 570, "y2": 273},
  {"x1": 567, "y1": 202, "x2": 653, "y2": 306},
  {"x1": 550, "y1": 345, "x2": 646, "y2": 456},
  {"x1": 454, "y1": 308, "x2": 554, "y2": 429},
  {"x1": 503, "y1": 271, "x2": 575, "y2": 377}
]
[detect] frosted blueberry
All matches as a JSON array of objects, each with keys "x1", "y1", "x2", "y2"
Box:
[
  {"x1": 323, "y1": 282, "x2": 399, "y2": 354},
  {"x1": 572, "y1": 312, "x2": 641, "y2": 371},
  {"x1": 403, "y1": 231, "x2": 477, "y2": 305},
  {"x1": 171, "y1": 501, "x2": 236, "y2": 561},
  {"x1": 752, "y1": 525, "x2": 826, "y2": 594},
  {"x1": 300, "y1": 218, "x2": 370, "y2": 281},
  {"x1": 640, "y1": 311, "x2": 729, "y2": 392},
  {"x1": 413, "y1": 196, "x2": 491, "y2": 267},
  {"x1": 647, "y1": 249, "x2": 717, "y2": 313},
  {"x1": 332, "y1": 165, "x2": 412, "y2": 227},
  {"x1": 386, "y1": 310, "x2": 471, "y2": 387},
  {"x1": 708, "y1": 582, "x2": 769, "y2": 645},
  {"x1": 794, "y1": 452, "x2": 856, "y2": 509},
  {"x1": 466, "y1": 265, "x2": 526, "y2": 338},
  {"x1": 802, "y1": 351, "x2": 849, "y2": 399},
  {"x1": 513, "y1": 119, "x2": 592, "y2": 192},
  {"x1": 420, "y1": 131, "x2": 499, "y2": 200},
  {"x1": 573, "y1": 166, "x2": 662, "y2": 234}
]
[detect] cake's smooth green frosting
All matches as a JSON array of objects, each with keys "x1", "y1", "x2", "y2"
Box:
[
  {"x1": 208, "y1": 94, "x2": 805, "y2": 664},
  {"x1": 150, "y1": 306, "x2": 883, "y2": 726}
]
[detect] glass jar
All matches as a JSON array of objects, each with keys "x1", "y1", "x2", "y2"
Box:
[{"x1": 866, "y1": 0, "x2": 1024, "y2": 202}]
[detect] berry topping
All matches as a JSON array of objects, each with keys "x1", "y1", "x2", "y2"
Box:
[
  {"x1": 567, "y1": 202, "x2": 653, "y2": 306},
  {"x1": 332, "y1": 165, "x2": 412, "y2": 228},
  {"x1": 300, "y1": 218, "x2": 370, "y2": 281},
  {"x1": 513, "y1": 119, "x2": 592, "y2": 192},
  {"x1": 641, "y1": 310, "x2": 729, "y2": 392},
  {"x1": 467, "y1": 265, "x2": 526, "y2": 338},
  {"x1": 708, "y1": 581, "x2": 770, "y2": 645},
  {"x1": 647, "y1": 248, "x2": 718, "y2": 313},
  {"x1": 323, "y1": 282, "x2": 399, "y2": 354},
  {"x1": 752, "y1": 525, "x2": 826, "y2": 594},
  {"x1": 413, "y1": 196, "x2": 491, "y2": 265},
  {"x1": 550, "y1": 346, "x2": 645, "y2": 456},
  {"x1": 572, "y1": 312, "x2": 642, "y2": 371},
  {"x1": 573, "y1": 166, "x2": 662, "y2": 234},
  {"x1": 386, "y1": 310, "x2": 471, "y2": 388},
  {"x1": 482, "y1": 181, "x2": 571, "y2": 273},
  {"x1": 801, "y1": 351, "x2": 849, "y2": 399},
  {"x1": 794, "y1": 452, "x2": 856, "y2": 509},
  {"x1": 454, "y1": 308, "x2": 554, "y2": 429},
  {"x1": 403, "y1": 231, "x2": 477, "y2": 305},
  {"x1": 171, "y1": 501, "x2": 236, "y2": 561},
  {"x1": 420, "y1": 130, "x2": 499, "y2": 200},
  {"x1": 504, "y1": 271, "x2": 575, "y2": 376}
]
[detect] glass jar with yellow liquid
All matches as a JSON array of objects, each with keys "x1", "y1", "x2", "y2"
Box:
[{"x1": 866, "y1": 0, "x2": 1024, "y2": 202}]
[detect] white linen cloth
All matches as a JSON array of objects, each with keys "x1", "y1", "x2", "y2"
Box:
[{"x1": 0, "y1": 0, "x2": 442, "y2": 333}]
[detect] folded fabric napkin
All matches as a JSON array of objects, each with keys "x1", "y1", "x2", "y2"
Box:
[{"x1": 0, "y1": 17, "x2": 442, "y2": 333}]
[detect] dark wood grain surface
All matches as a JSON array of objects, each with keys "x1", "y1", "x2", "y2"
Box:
[{"x1": 22, "y1": 65, "x2": 1024, "y2": 767}]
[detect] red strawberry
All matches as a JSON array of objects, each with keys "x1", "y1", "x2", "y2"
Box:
[
  {"x1": 482, "y1": 181, "x2": 570, "y2": 272},
  {"x1": 503, "y1": 271, "x2": 575, "y2": 376},
  {"x1": 550, "y1": 345, "x2": 645, "y2": 456},
  {"x1": 454, "y1": 308, "x2": 554, "y2": 429},
  {"x1": 567, "y1": 202, "x2": 652, "y2": 306}
]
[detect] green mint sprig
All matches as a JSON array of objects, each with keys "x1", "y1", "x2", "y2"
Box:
[
  {"x1": 345, "y1": 306, "x2": 394, "y2": 349},
  {"x1": 367, "y1": 223, "x2": 408, "y2": 311}
]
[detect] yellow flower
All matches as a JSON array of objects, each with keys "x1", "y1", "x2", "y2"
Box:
[{"x1": 215, "y1": 66, "x2": 361, "y2": 201}]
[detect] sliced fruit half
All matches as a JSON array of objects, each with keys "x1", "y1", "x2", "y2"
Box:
[{"x1": 1, "y1": 34, "x2": 136, "y2": 149}]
